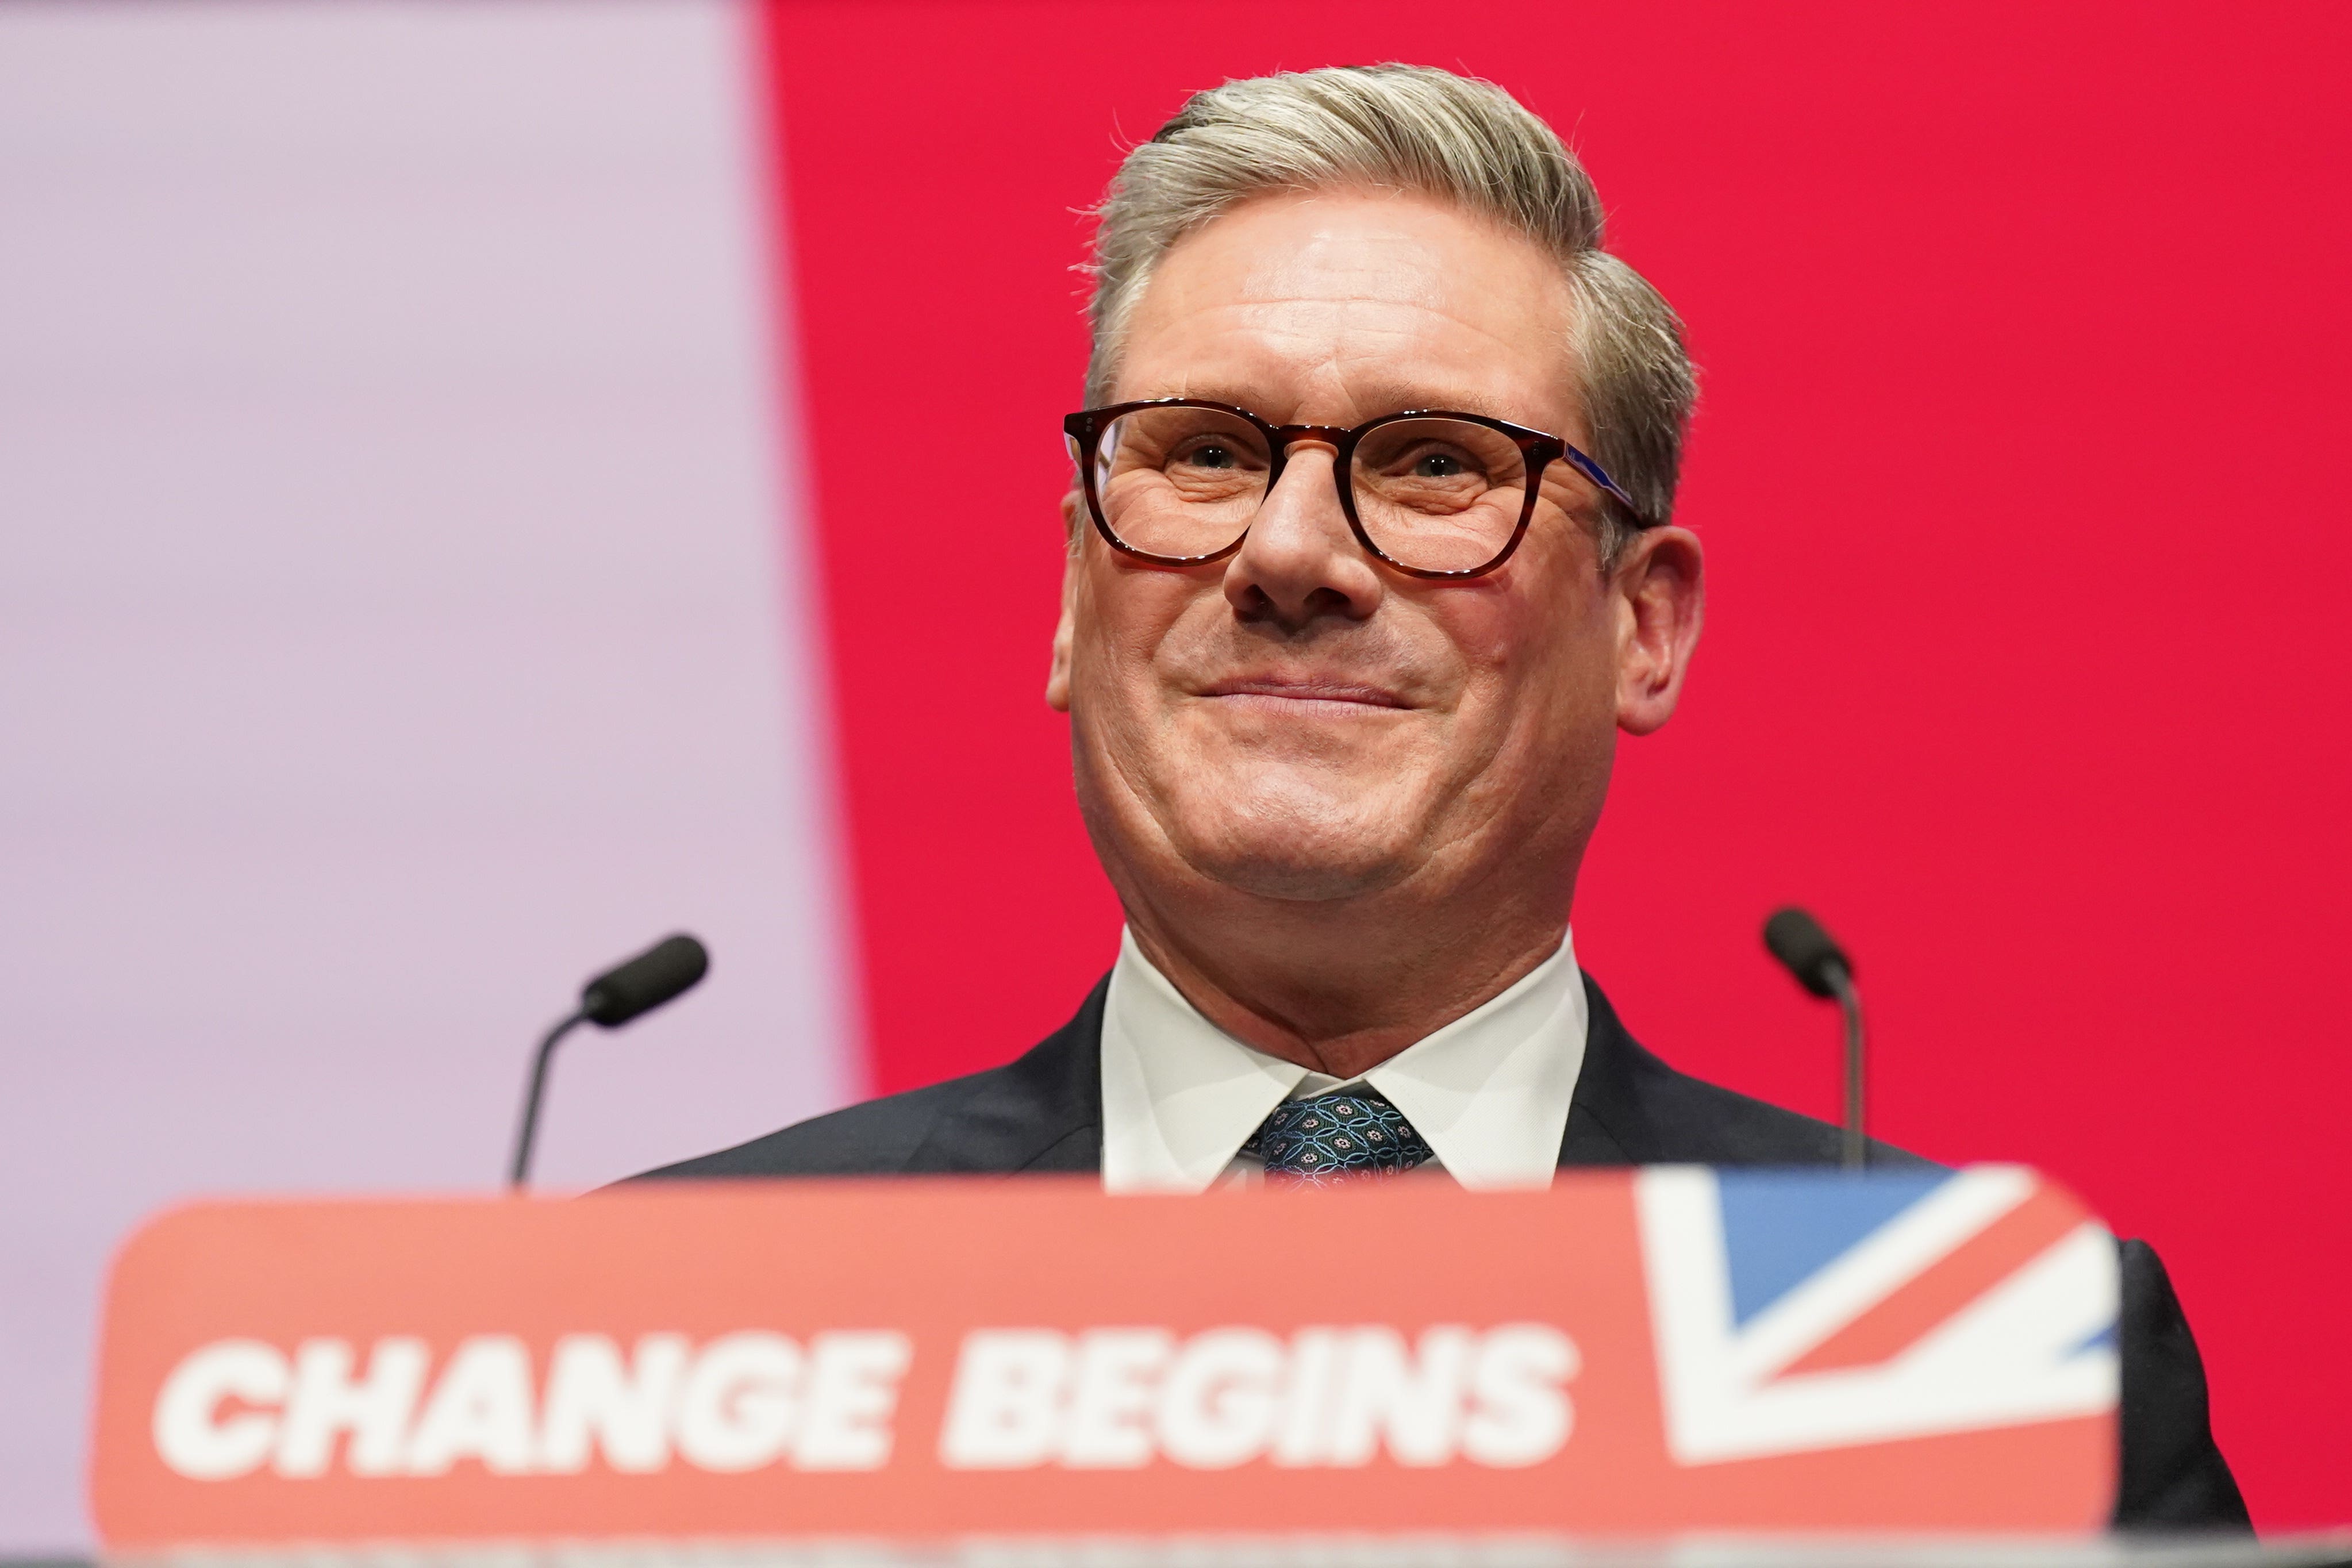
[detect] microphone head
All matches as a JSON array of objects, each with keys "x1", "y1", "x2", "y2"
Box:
[
  {"x1": 1762, "y1": 906, "x2": 1853, "y2": 999},
  {"x1": 580, "y1": 933, "x2": 709, "y2": 1027}
]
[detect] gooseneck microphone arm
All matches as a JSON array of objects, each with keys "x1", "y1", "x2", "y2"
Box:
[
  {"x1": 1825, "y1": 962, "x2": 1865, "y2": 1170},
  {"x1": 1761, "y1": 908, "x2": 1867, "y2": 1171},
  {"x1": 506, "y1": 933, "x2": 710, "y2": 1192},
  {"x1": 510, "y1": 1008, "x2": 590, "y2": 1190}
]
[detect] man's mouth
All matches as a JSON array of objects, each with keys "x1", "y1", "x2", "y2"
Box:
[{"x1": 1196, "y1": 677, "x2": 1411, "y2": 710}]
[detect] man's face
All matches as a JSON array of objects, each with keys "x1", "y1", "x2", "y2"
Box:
[{"x1": 1048, "y1": 189, "x2": 1697, "y2": 920}]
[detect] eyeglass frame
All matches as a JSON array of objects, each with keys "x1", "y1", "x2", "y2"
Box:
[{"x1": 1062, "y1": 398, "x2": 1646, "y2": 581}]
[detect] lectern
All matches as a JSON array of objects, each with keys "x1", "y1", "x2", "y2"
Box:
[{"x1": 78, "y1": 1170, "x2": 2345, "y2": 1566}]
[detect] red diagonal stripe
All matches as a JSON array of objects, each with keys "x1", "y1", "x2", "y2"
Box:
[{"x1": 1780, "y1": 1187, "x2": 2090, "y2": 1377}]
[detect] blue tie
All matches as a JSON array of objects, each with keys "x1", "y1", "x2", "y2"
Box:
[{"x1": 1244, "y1": 1086, "x2": 1435, "y2": 1185}]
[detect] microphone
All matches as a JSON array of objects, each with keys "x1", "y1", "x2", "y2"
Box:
[
  {"x1": 1762, "y1": 907, "x2": 1866, "y2": 1170},
  {"x1": 509, "y1": 933, "x2": 709, "y2": 1190},
  {"x1": 581, "y1": 933, "x2": 710, "y2": 1026}
]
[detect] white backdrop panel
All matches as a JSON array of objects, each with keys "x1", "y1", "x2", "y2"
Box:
[{"x1": 0, "y1": 1, "x2": 854, "y2": 1545}]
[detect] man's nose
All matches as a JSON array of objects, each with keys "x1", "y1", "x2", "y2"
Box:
[{"x1": 1220, "y1": 444, "x2": 1386, "y2": 627}]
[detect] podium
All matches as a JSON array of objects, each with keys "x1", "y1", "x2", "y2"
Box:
[
  {"x1": 77, "y1": 1169, "x2": 2342, "y2": 1564},
  {"x1": 13, "y1": 1540, "x2": 2352, "y2": 1568}
]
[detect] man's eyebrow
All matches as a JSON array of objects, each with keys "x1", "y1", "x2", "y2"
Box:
[
  {"x1": 1113, "y1": 383, "x2": 1259, "y2": 410},
  {"x1": 1112, "y1": 385, "x2": 1539, "y2": 425},
  {"x1": 1355, "y1": 390, "x2": 1524, "y2": 422}
]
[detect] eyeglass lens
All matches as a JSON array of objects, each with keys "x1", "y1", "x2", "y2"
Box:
[{"x1": 1092, "y1": 406, "x2": 1548, "y2": 574}]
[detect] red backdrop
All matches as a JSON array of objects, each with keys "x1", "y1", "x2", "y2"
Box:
[{"x1": 761, "y1": 0, "x2": 2350, "y2": 1525}]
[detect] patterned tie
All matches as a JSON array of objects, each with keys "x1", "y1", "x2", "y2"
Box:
[{"x1": 1244, "y1": 1086, "x2": 1435, "y2": 1185}]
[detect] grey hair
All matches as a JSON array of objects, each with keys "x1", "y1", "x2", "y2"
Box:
[{"x1": 1082, "y1": 64, "x2": 1696, "y2": 564}]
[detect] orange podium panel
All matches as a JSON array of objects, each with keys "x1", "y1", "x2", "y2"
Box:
[{"x1": 90, "y1": 1167, "x2": 2118, "y2": 1546}]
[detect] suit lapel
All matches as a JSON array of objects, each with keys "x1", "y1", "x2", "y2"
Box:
[
  {"x1": 1559, "y1": 971, "x2": 1658, "y2": 1166},
  {"x1": 902, "y1": 977, "x2": 1107, "y2": 1174}
]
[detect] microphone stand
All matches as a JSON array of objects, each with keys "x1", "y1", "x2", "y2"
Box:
[
  {"x1": 505, "y1": 932, "x2": 710, "y2": 1192},
  {"x1": 1826, "y1": 963, "x2": 1866, "y2": 1171},
  {"x1": 510, "y1": 1008, "x2": 588, "y2": 1191}
]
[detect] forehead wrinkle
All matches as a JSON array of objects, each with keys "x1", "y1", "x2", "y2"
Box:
[{"x1": 1200, "y1": 293, "x2": 1557, "y2": 362}]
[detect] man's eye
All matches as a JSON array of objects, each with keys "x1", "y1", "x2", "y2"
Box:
[
  {"x1": 1179, "y1": 443, "x2": 1238, "y2": 470},
  {"x1": 1413, "y1": 453, "x2": 1467, "y2": 478}
]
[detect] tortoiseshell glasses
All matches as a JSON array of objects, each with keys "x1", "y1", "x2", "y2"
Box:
[{"x1": 1063, "y1": 399, "x2": 1643, "y2": 580}]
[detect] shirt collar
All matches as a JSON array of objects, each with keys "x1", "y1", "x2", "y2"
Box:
[{"x1": 1098, "y1": 927, "x2": 1586, "y2": 1193}]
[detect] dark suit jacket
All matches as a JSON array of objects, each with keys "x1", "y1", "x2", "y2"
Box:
[{"x1": 642, "y1": 971, "x2": 2250, "y2": 1531}]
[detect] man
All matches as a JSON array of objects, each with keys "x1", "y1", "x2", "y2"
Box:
[{"x1": 646, "y1": 65, "x2": 2246, "y2": 1527}]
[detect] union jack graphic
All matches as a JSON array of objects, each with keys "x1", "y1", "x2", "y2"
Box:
[{"x1": 1638, "y1": 1165, "x2": 2119, "y2": 1465}]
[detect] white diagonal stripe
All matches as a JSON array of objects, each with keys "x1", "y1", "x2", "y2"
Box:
[{"x1": 1729, "y1": 1166, "x2": 2032, "y2": 1380}]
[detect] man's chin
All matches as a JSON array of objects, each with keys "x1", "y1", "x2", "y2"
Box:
[{"x1": 1168, "y1": 820, "x2": 1425, "y2": 904}]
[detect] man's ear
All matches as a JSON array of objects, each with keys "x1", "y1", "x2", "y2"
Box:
[
  {"x1": 1046, "y1": 490, "x2": 1083, "y2": 713},
  {"x1": 1613, "y1": 524, "x2": 1705, "y2": 736}
]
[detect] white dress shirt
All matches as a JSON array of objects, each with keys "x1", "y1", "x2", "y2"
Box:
[{"x1": 1099, "y1": 926, "x2": 1588, "y2": 1193}]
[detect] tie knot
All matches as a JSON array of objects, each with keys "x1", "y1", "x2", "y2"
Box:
[{"x1": 1245, "y1": 1086, "x2": 1434, "y2": 1185}]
